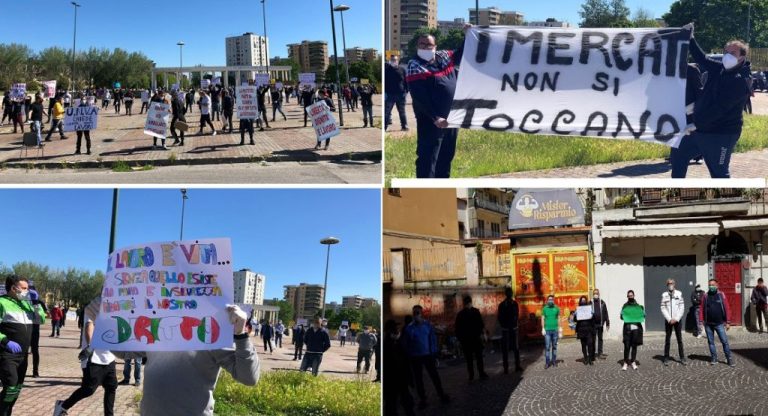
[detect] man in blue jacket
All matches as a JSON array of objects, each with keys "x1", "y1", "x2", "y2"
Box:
[
  {"x1": 401, "y1": 304, "x2": 450, "y2": 409},
  {"x1": 406, "y1": 25, "x2": 469, "y2": 178}
]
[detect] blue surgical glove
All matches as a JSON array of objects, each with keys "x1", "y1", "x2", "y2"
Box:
[{"x1": 5, "y1": 341, "x2": 21, "y2": 354}]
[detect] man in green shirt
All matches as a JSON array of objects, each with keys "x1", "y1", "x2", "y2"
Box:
[{"x1": 540, "y1": 295, "x2": 561, "y2": 369}]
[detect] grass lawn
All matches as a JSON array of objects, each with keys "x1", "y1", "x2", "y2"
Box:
[
  {"x1": 385, "y1": 114, "x2": 768, "y2": 179},
  {"x1": 212, "y1": 370, "x2": 381, "y2": 416}
]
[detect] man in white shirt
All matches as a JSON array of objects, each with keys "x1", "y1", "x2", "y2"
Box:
[
  {"x1": 661, "y1": 278, "x2": 687, "y2": 366},
  {"x1": 53, "y1": 297, "x2": 117, "y2": 416}
]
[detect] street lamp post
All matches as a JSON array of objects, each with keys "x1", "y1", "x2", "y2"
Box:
[
  {"x1": 262, "y1": 0, "x2": 270, "y2": 81},
  {"x1": 320, "y1": 237, "x2": 340, "y2": 320},
  {"x1": 109, "y1": 189, "x2": 119, "y2": 254},
  {"x1": 333, "y1": 5, "x2": 352, "y2": 91},
  {"x1": 329, "y1": 0, "x2": 345, "y2": 126},
  {"x1": 180, "y1": 189, "x2": 188, "y2": 241},
  {"x1": 71, "y1": 2, "x2": 81, "y2": 93},
  {"x1": 475, "y1": 0, "x2": 479, "y2": 25},
  {"x1": 747, "y1": 0, "x2": 752, "y2": 43},
  {"x1": 177, "y1": 41, "x2": 185, "y2": 89}
]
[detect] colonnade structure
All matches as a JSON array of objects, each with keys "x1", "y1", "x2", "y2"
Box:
[{"x1": 150, "y1": 65, "x2": 293, "y2": 90}]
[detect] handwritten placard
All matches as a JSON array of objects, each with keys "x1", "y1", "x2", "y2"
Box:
[
  {"x1": 254, "y1": 74, "x2": 270, "y2": 87},
  {"x1": 10, "y1": 83, "x2": 26, "y2": 101},
  {"x1": 306, "y1": 101, "x2": 341, "y2": 142},
  {"x1": 43, "y1": 81, "x2": 57, "y2": 98},
  {"x1": 236, "y1": 86, "x2": 259, "y2": 119},
  {"x1": 91, "y1": 238, "x2": 234, "y2": 351},
  {"x1": 143, "y1": 102, "x2": 171, "y2": 138},
  {"x1": 63, "y1": 106, "x2": 99, "y2": 131},
  {"x1": 299, "y1": 73, "x2": 316, "y2": 88}
]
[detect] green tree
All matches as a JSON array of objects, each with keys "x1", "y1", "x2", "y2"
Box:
[
  {"x1": 0, "y1": 43, "x2": 33, "y2": 91},
  {"x1": 360, "y1": 304, "x2": 381, "y2": 329},
  {"x1": 579, "y1": 0, "x2": 632, "y2": 28},
  {"x1": 275, "y1": 300, "x2": 295, "y2": 324},
  {"x1": 663, "y1": 0, "x2": 767, "y2": 51},
  {"x1": 632, "y1": 8, "x2": 660, "y2": 28},
  {"x1": 325, "y1": 63, "x2": 348, "y2": 84},
  {"x1": 327, "y1": 308, "x2": 362, "y2": 330},
  {"x1": 349, "y1": 61, "x2": 376, "y2": 84}
]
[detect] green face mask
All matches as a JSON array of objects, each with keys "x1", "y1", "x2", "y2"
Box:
[{"x1": 709, "y1": 286, "x2": 717, "y2": 293}]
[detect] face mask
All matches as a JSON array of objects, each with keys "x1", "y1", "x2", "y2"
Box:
[
  {"x1": 709, "y1": 286, "x2": 717, "y2": 293},
  {"x1": 18, "y1": 290, "x2": 29, "y2": 300},
  {"x1": 547, "y1": 300, "x2": 554, "y2": 306},
  {"x1": 628, "y1": 298, "x2": 636, "y2": 303},
  {"x1": 417, "y1": 48, "x2": 436, "y2": 62},
  {"x1": 668, "y1": 285, "x2": 675, "y2": 292},
  {"x1": 593, "y1": 295, "x2": 599, "y2": 300},
  {"x1": 722, "y1": 53, "x2": 740, "y2": 70}
]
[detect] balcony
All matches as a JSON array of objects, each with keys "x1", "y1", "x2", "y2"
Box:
[
  {"x1": 470, "y1": 228, "x2": 503, "y2": 239},
  {"x1": 473, "y1": 197, "x2": 510, "y2": 215}
]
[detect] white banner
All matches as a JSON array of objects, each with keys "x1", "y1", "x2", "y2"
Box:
[
  {"x1": 62, "y1": 106, "x2": 98, "y2": 132},
  {"x1": 141, "y1": 91, "x2": 150, "y2": 102},
  {"x1": 144, "y1": 102, "x2": 171, "y2": 138},
  {"x1": 213, "y1": 77, "x2": 221, "y2": 86},
  {"x1": 91, "y1": 238, "x2": 234, "y2": 351},
  {"x1": 236, "y1": 86, "x2": 259, "y2": 119},
  {"x1": 10, "y1": 83, "x2": 26, "y2": 101},
  {"x1": 299, "y1": 73, "x2": 316, "y2": 88},
  {"x1": 201, "y1": 79, "x2": 211, "y2": 89},
  {"x1": 43, "y1": 81, "x2": 57, "y2": 98},
  {"x1": 275, "y1": 82, "x2": 283, "y2": 90},
  {"x1": 254, "y1": 73, "x2": 270, "y2": 87},
  {"x1": 306, "y1": 101, "x2": 341, "y2": 142},
  {"x1": 446, "y1": 27, "x2": 692, "y2": 147}
]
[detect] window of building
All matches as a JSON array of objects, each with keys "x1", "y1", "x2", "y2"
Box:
[
  {"x1": 388, "y1": 188, "x2": 401, "y2": 197},
  {"x1": 491, "y1": 223, "x2": 500, "y2": 236}
]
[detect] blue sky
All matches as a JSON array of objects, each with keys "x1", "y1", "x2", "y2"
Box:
[
  {"x1": 0, "y1": 189, "x2": 381, "y2": 303},
  {"x1": 0, "y1": 0, "x2": 382, "y2": 67},
  {"x1": 438, "y1": 0, "x2": 675, "y2": 25}
]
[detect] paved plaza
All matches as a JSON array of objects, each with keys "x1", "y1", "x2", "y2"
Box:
[
  {"x1": 0, "y1": 94, "x2": 382, "y2": 172},
  {"x1": 405, "y1": 330, "x2": 768, "y2": 416},
  {"x1": 15, "y1": 322, "x2": 376, "y2": 415}
]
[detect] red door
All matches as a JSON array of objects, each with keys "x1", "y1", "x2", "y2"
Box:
[{"x1": 713, "y1": 260, "x2": 743, "y2": 326}]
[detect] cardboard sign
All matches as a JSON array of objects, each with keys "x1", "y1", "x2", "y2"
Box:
[
  {"x1": 10, "y1": 83, "x2": 26, "y2": 101},
  {"x1": 213, "y1": 77, "x2": 221, "y2": 86},
  {"x1": 361, "y1": 79, "x2": 370, "y2": 85},
  {"x1": 236, "y1": 86, "x2": 259, "y2": 119},
  {"x1": 201, "y1": 79, "x2": 211, "y2": 89},
  {"x1": 275, "y1": 82, "x2": 283, "y2": 90},
  {"x1": 91, "y1": 238, "x2": 234, "y2": 351},
  {"x1": 350, "y1": 77, "x2": 359, "y2": 83},
  {"x1": 299, "y1": 73, "x2": 316, "y2": 88},
  {"x1": 177, "y1": 92, "x2": 186, "y2": 103},
  {"x1": 141, "y1": 91, "x2": 150, "y2": 102},
  {"x1": 385, "y1": 50, "x2": 400, "y2": 60},
  {"x1": 43, "y1": 81, "x2": 57, "y2": 98},
  {"x1": 143, "y1": 102, "x2": 171, "y2": 138},
  {"x1": 306, "y1": 101, "x2": 341, "y2": 142},
  {"x1": 171, "y1": 83, "x2": 179, "y2": 91},
  {"x1": 297, "y1": 318, "x2": 308, "y2": 326},
  {"x1": 446, "y1": 26, "x2": 692, "y2": 147},
  {"x1": 254, "y1": 73, "x2": 270, "y2": 87},
  {"x1": 63, "y1": 106, "x2": 99, "y2": 132},
  {"x1": 575, "y1": 305, "x2": 593, "y2": 321}
]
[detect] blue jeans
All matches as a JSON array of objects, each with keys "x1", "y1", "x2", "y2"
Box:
[
  {"x1": 670, "y1": 131, "x2": 740, "y2": 178},
  {"x1": 692, "y1": 306, "x2": 702, "y2": 336},
  {"x1": 544, "y1": 330, "x2": 558, "y2": 365},
  {"x1": 385, "y1": 94, "x2": 407, "y2": 129},
  {"x1": 416, "y1": 115, "x2": 458, "y2": 178},
  {"x1": 33, "y1": 121, "x2": 41, "y2": 145},
  {"x1": 300, "y1": 352, "x2": 323, "y2": 376},
  {"x1": 123, "y1": 358, "x2": 141, "y2": 382},
  {"x1": 704, "y1": 323, "x2": 732, "y2": 362},
  {"x1": 362, "y1": 105, "x2": 374, "y2": 126}
]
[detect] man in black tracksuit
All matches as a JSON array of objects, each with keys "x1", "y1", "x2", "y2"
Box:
[
  {"x1": 406, "y1": 31, "x2": 465, "y2": 178},
  {"x1": 591, "y1": 289, "x2": 610, "y2": 359},
  {"x1": 0, "y1": 275, "x2": 46, "y2": 416},
  {"x1": 300, "y1": 318, "x2": 331, "y2": 376},
  {"x1": 497, "y1": 286, "x2": 522, "y2": 373},
  {"x1": 222, "y1": 90, "x2": 234, "y2": 134},
  {"x1": 671, "y1": 24, "x2": 751, "y2": 178},
  {"x1": 454, "y1": 295, "x2": 487, "y2": 381},
  {"x1": 170, "y1": 92, "x2": 186, "y2": 146}
]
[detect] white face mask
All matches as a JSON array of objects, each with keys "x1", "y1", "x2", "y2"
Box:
[
  {"x1": 18, "y1": 290, "x2": 29, "y2": 300},
  {"x1": 417, "y1": 48, "x2": 436, "y2": 62},
  {"x1": 722, "y1": 53, "x2": 740, "y2": 70},
  {"x1": 668, "y1": 284, "x2": 675, "y2": 291}
]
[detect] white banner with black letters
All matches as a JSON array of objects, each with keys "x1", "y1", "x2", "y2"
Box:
[{"x1": 447, "y1": 27, "x2": 692, "y2": 147}]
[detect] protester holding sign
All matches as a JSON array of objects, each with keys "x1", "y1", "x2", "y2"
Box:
[
  {"x1": 406, "y1": 27, "x2": 468, "y2": 178},
  {"x1": 72, "y1": 94, "x2": 96, "y2": 155},
  {"x1": 0, "y1": 275, "x2": 46, "y2": 415},
  {"x1": 670, "y1": 23, "x2": 752, "y2": 178},
  {"x1": 574, "y1": 296, "x2": 596, "y2": 366},
  {"x1": 309, "y1": 90, "x2": 340, "y2": 151},
  {"x1": 621, "y1": 290, "x2": 645, "y2": 371},
  {"x1": 53, "y1": 296, "x2": 117, "y2": 416}
]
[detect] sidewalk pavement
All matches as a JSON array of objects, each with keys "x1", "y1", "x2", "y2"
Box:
[
  {"x1": 0, "y1": 95, "x2": 381, "y2": 169},
  {"x1": 15, "y1": 323, "x2": 376, "y2": 415}
]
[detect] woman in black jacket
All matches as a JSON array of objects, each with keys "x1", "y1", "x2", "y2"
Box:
[{"x1": 574, "y1": 296, "x2": 595, "y2": 365}]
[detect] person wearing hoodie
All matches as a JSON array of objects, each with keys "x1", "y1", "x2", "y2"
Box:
[
  {"x1": 0, "y1": 275, "x2": 46, "y2": 415},
  {"x1": 670, "y1": 23, "x2": 751, "y2": 178},
  {"x1": 660, "y1": 279, "x2": 687, "y2": 366},
  {"x1": 621, "y1": 290, "x2": 645, "y2": 371},
  {"x1": 700, "y1": 278, "x2": 735, "y2": 367}
]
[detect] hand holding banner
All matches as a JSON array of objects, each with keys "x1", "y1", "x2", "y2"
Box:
[
  {"x1": 446, "y1": 26, "x2": 692, "y2": 147},
  {"x1": 91, "y1": 238, "x2": 234, "y2": 351}
]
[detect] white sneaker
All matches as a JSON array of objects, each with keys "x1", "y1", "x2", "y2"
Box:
[
  {"x1": 212, "y1": 131, "x2": 217, "y2": 136},
  {"x1": 631, "y1": 362, "x2": 638, "y2": 370},
  {"x1": 696, "y1": 334, "x2": 703, "y2": 338},
  {"x1": 53, "y1": 400, "x2": 68, "y2": 416},
  {"x1": 621, "y1": 363, "x2": 628, "y2": 371}
]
